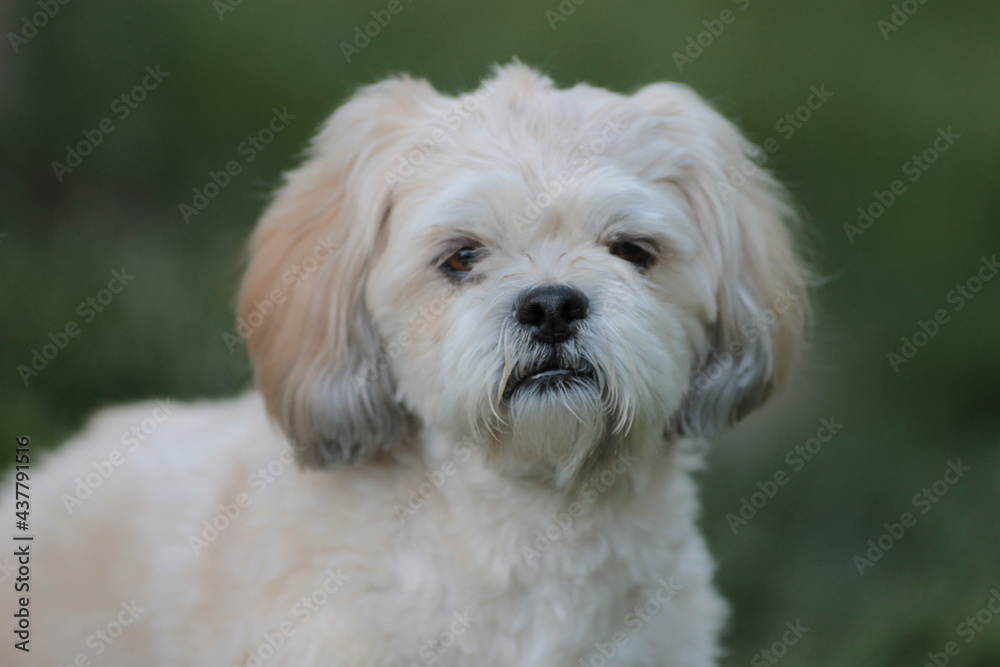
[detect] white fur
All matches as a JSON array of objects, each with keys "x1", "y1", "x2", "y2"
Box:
[{"x1": 1, "y1": 63, "x2": 808, "y2": 666}]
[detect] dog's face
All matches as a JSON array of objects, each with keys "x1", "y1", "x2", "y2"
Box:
[
  {"x1": 239, "y1": 64, "x2": 808, "y2": 484},
  {"x1": 370, "y1": 164, "x2": 695, "y2": 483}
]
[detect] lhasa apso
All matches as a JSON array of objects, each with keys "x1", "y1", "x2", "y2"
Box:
[{"x1": 3, "y1": 63, "x2": 809, "y2": 666}]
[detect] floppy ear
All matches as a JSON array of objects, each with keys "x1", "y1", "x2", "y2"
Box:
[
  {"x1": 238, "y1": 77, "x2": 440, "y2": 467},
  {"x1": 631, "y1": 83, "x2": 811, "y2": 437}
]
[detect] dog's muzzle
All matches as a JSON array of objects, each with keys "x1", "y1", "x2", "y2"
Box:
[{"x1": 502, "y1": 284, "x2": 598, "y2": 399}]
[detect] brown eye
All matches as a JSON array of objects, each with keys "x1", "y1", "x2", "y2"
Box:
[
  {"x1": 609, "y1": 240, "x2": 655, "y2": 270},
  {"x1": 441, "y1": 246, "x2": 482, "y2": 277}
]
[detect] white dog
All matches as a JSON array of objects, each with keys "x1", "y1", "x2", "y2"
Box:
[{"x1": 3, "y1": 63, "x2": 808, "y2": 666}]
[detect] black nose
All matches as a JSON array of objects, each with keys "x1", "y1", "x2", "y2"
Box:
[{"x1": 515, "y1": 285, "x2": 589, "y2": 343}]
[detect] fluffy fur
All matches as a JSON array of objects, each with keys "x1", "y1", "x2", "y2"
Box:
[{"x1": 2, "y1": 63, "x2": 809, "y2": 666}]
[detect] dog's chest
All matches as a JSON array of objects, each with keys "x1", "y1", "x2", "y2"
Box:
[
  {"x1": 396, "y1": 556, "x2": 644, "y2": 665},
  {"x1": 387, "y1": 498, "x2": 673, "y2": 665}
]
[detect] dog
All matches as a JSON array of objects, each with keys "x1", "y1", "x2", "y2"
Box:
[{"x1": 2, "y1": 62, "x2": 809, "y2": 666}]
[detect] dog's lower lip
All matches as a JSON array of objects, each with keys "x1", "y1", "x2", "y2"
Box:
[
  {"x1": 505, "y1": 366, "x2": 593, "y2": 398},
  {"x1": 529, "y1": 369, "x2": 576, "y2": 380}
]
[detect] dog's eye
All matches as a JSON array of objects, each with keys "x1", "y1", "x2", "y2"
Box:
[
  {"x1": 609, "y1": 240, "x2": 655, "y2": 270},
  {"x1": 440, "y1": 246, "x2": 482, "y2": 277}
]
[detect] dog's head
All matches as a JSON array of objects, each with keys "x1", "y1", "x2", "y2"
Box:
[{"x1": 238, "y1": 63, "x2": 809, "y2": 484}]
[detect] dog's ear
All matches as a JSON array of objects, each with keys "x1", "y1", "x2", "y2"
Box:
[
  {"x1": 631, "y1": 83, "x2": 811, "y2": 437},
  {"x1": 238, "y1": 77, "x2": 440, "y2": 467}
]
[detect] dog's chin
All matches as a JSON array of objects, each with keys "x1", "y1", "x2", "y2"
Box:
[{"x1": 492, "y1": 371, "x2": 616, "y2": 487}]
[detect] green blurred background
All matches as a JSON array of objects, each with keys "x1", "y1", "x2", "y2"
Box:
[{"x1": 2, "y1": 0, "x2": 998, "y2": 664}]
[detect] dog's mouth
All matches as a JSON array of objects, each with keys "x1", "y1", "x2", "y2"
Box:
[{"x1": 503, "y1": 357, "x2": 597, "y2": 400}]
